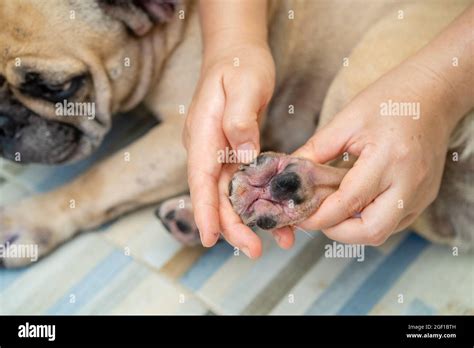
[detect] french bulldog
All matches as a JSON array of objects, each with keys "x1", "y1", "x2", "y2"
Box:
[{"x1": 0, "y1": 0, "x2": 472, "y2": 267}]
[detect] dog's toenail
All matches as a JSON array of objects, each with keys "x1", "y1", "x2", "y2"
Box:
[
  {"x1": 165, "y1": 210, "x2": 175, "y2": 220},
  {"x1": 176, "y1": 219, "x2": 192, "y2": 234},
  {"x1": 256, "y1": 215, "x2": 277, "y2": 230}
]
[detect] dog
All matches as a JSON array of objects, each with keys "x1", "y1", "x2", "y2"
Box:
[{"x1": 0, "y1": 0, "x2": 472, "y2": 267}]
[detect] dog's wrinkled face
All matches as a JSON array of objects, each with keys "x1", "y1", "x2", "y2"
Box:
[
  {"x1": 229, "y1": 152, "x2": 347, "y2": 230},
  {"x1": 0, "y1": 0, "x2": 176, "y2": 164},
  {"x1": 0, "y1": 77, "x2": 81, "y2": 163}
]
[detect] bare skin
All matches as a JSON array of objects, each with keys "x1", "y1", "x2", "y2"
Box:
[
  {"x1": 292, "y1": 4, "x2": 474, "y2": 246},
  {"x1": 183, "y1": 0, "x2": 280, "y2": 257},
  {"x1": 189, "y1": 3, "x2": 474, "y2": 256}
]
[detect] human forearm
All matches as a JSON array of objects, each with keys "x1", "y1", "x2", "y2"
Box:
[
  {"x1": 404, "y1": 4, "x2": 474, "y2": 131},
  {"x1": 199, "y1": 0, "x2": 269, "y2": 58}
]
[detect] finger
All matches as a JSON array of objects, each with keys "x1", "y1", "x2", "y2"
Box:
[
  {"x1": 222, "y1": 79, "x2": 264, "y2": 163},
  {"x1": 187, "y1": 80, "x2": 226, "y2": 247},
  {"x1": 321, "y1": 185, "x2": 404, "y2": 245},
  {"x1": 183, "y1": 77, "x2": 221, "y2": 150},
  {"x1": 292, "y1": 114, "x2": 355, "y2": 164},
  {"x1": 299, "y1": 144, "x2": 388, "y2": 231},
  {"x1": 218, "y1": 164, "x2": 262, "y2": 258},
  {"x1": 187, "y1": 157, "x2": 221, "y2": 247},
  {"x1": 272, "y1": 226, "x2": 295, "y2": 249}
]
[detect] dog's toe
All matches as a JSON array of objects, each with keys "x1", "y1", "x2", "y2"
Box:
[
  {"x1": 155, "y1": 195, "x2": 202, "y2": 246},
  {"x1": 0, "y1": 211, "x2": 51, "y2": 268}
]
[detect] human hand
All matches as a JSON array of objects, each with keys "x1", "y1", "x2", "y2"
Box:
[
  {"x1": 183, "y1": 40, "x2": 280, "y2": 255},
  {"x1": 291, "y1": 64, "x2": 459, "y2": 245}
]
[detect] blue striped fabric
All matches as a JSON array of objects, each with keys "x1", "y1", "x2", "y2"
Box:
[
  {"x1": 0, "y1": 269, "x2": 28, "y2": 292},
  {"x1": 338, "y1": 233, "x2": 429, "y2": 315},
  {"x1": 405, "y1": 298, "x2": 437, "y2": 315},
  {"x1": 180, "y1": 241, "x2": 234, "y2": 291},
  {"x1": 305, "y1": 247, "x2": 384, "y2": 315},
  {"x1": 46, "y1": 250, "x2": 132, "y2": 314}
]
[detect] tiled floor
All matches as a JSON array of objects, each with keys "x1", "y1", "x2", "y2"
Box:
[{"x1": 1, "y1": 114, "x2": 473, "y2": 315}]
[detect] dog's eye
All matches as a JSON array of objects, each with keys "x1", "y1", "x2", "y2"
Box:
[{"x1": 20, "y1": 73, "x2": 85, "y2": 103}]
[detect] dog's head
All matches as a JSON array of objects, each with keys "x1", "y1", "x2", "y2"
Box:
[{"x1": 0, "y1": 0, "x2": 178, "y2": 164}]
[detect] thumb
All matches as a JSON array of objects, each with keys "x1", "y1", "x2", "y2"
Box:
[
  {"x1": 222, "y1": 85, "x2": 264, "y2": 163},
  {"x1": 292, "y1": 117, "x2": 353, "y2": 164}
]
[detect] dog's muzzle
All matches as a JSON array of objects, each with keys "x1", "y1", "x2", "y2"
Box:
[{"x1": 0, "y1": 110, "x2": 81, "y2": 164}]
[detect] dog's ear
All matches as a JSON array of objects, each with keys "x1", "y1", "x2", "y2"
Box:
[{"x1": 97, "y1": 0, "x2": 176, "y2": 36}]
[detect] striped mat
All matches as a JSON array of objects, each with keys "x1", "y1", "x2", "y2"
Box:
[{"x1": 1, "y1": 113, "x2": 473, "y2": 315}]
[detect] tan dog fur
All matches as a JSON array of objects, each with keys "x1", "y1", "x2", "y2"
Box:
[{"x1": 0, "y1": 0, "x2": 472, "y2": 267}]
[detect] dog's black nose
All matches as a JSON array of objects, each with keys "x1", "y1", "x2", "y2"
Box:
[
  {"x1": 270, "y1": 172, "x2": 301, "y2": 201},
  {"x1": 256, "y1": 215, "x2": 277, "y2": 230}
]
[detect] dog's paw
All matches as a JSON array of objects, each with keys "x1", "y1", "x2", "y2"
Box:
[
  {"x1": 0, "y1": 202, "x2": 73, "y2": 268},
  {"x1": 229, "y1": 152, "x2": 347, "y2": 230},
  {"x1": 155, "y1": 195, "x2": 202, "y2": 246}
]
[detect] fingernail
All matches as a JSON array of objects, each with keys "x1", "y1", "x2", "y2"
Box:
[
  {"x1": 237, "y1": 142, "x2": 257, "y2": 163},
  {"x1": 241, "y1": 247, "x2": 252, "y2": 258}
]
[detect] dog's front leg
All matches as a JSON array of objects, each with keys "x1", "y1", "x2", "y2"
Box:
[{"x1": 0, "y1": 118, "x2": 188, "y2": 268}]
